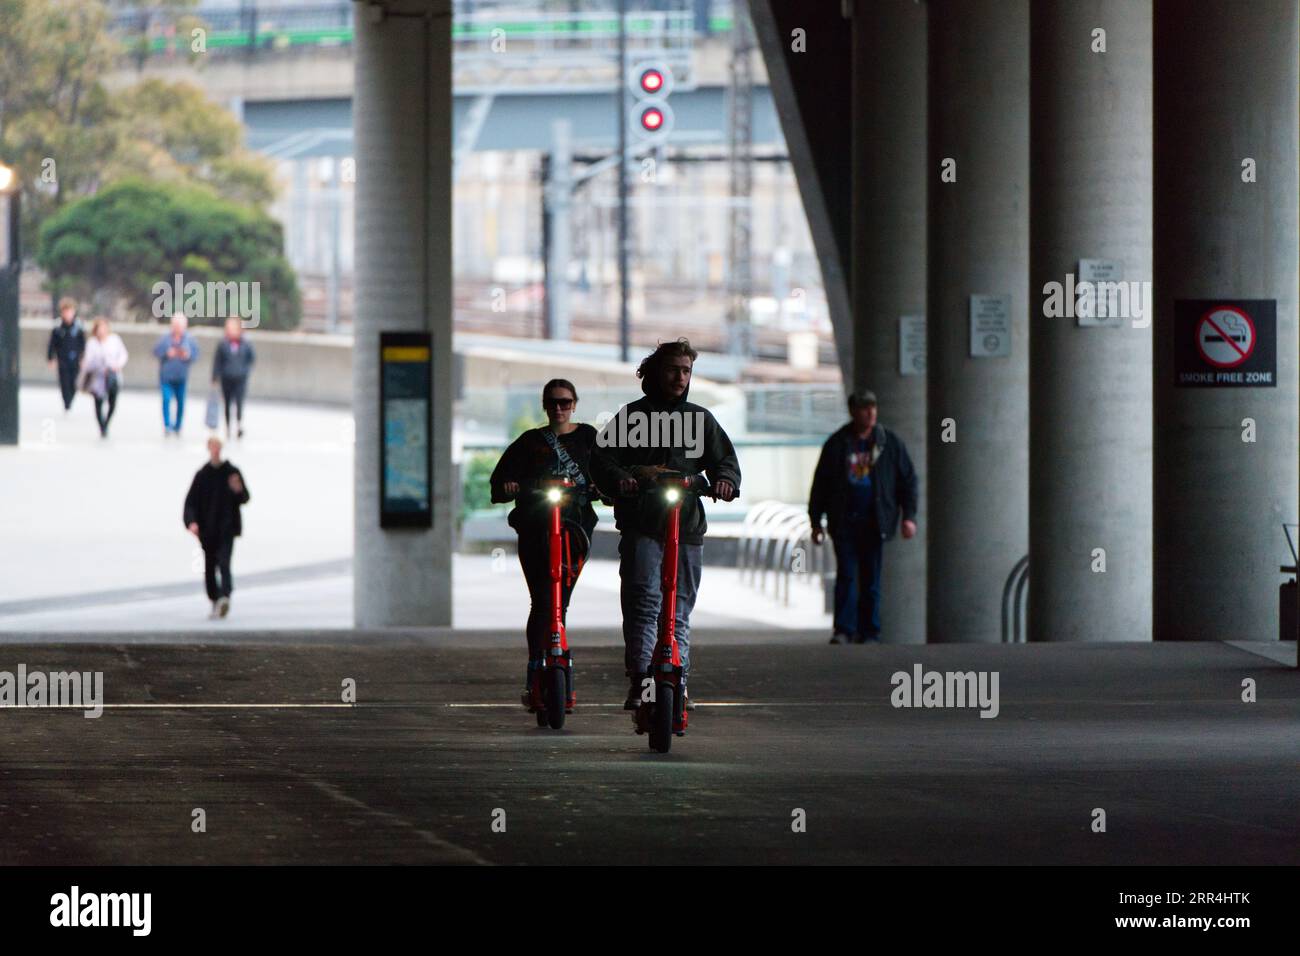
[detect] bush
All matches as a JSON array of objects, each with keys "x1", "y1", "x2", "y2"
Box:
[
  {"x1": 461, "y1": 451, "x2": 506, "y2": 523},
  {"x1": 37, "y1": 178, "x2": 301, "y2": 330}
]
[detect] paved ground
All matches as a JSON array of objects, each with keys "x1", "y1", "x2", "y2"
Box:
[
  {"x1": 0, "y1": 385, "x2": 354, "y2": 602},
  {"x1": 0, "y1": 637, "x2": 1293, "y2": 865},
  {"x1": 0, "y1": 385, "x2": 829, "y2": 633}
]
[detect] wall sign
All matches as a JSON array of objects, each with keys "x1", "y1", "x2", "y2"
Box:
[
  {"x1": 1076, "y1": 258, "x2": 1126, "y2": 327},
  {"x1": 1175, "y1": 300, "x2": 1276, "y2": 387},
  {"x1": 899, "y1": 314, "x2": 926, "y2": 376},
  {"x1": 380, "y1": 331, "x2": 433, "y2": 528},
  {"x1": 969, "y1": 294, "x2": 1011, "y2": 358}
]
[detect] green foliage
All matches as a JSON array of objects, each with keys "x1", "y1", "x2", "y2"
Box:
[
  {"x1": 37, "y1": 178, "x2": 301, "y2": 329},
  {"x1": 462, "y1": 451, "x2": 506, "y2": 523},
  {"x1": 0, "y1": 1, "x2": 276, "y2": 257},
  {"x1": 511, "y1": 407, "x2": 548, "y2": 438}
]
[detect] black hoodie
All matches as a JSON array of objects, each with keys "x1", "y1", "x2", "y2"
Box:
[{"x1": 589, "y1": 374, "x2": 741, "y2": 545}]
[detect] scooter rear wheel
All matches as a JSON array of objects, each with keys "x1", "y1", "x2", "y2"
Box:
[
  {"x1": 546, "y1": 666, "x2": 567, "y2": 730},
  {"x1": 649, "y1": 684, "x2": 673, "y2": 753}
]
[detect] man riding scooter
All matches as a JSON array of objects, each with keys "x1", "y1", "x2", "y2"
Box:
[{"x1": 591, "y1": 338, "x2": 741, "y2": 714}]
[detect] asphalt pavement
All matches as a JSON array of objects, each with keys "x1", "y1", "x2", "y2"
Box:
[{"x1": 0, "y1": 636, "x2": 1293, "y2": 865}]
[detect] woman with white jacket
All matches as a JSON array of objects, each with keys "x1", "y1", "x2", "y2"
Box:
[{"x1": 80, "y1": 318, "x2": 129, "y2": 437}]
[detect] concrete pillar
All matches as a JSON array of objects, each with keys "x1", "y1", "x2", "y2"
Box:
[
  {"x1": 851, "y1": 0, "x2": 926, "y2": 644},
  {"x1": 1028, "y1": 2, "x2": 1153, "y2": 641},
  {"x1": 353, "y1": 0, "x2": 454, "y2": 627},
  {"x1": 927, "y1": 0, "x2": 1029, "y2": 643},
  {"x1": 1153, "y1": 1, "x2": 1299, "y2": 641}
]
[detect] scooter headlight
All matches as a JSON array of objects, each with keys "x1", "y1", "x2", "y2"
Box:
[
  {"x1": 664, "y1": 488, "x2": 680, "y2": 504},
  {"x1": 546, "y1": 488, "x2": 563, "y2": 503}
]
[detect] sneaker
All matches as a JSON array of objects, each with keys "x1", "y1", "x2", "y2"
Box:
[
  {"x1": 217, "y1": 596, "x2": 230, "y2": 618},
  {"x1": 208, "y1": 601, "x2": 219, "y2": 620},
  {"x1": 684, "y1": 687, "x2": 695, "y2": 712},
  {"x1": 829, "y1": 630, "x2": 852, "y2": 645},
  {"x1": 521, "y1": 688, "x2": 534, "y2": 711}
]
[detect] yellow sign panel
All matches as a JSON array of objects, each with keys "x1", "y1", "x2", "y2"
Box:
[{"x1": 382, "y1": 346, "x2": 431, "y2": 362}]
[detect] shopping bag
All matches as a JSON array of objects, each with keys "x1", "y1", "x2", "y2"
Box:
[{"x1": 204, "y1": 388, "x2": 221, "y2": 430}]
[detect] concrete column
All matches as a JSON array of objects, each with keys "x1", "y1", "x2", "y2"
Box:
[
  {"x1": 1028, "y1": 1, "x2": 1153, "y2": 641},
  {"x1": 851, "y1": 0, "x2": 926, "y2": 644},
  {"x1": 1153, "y1": 1, "x2": 1299, "y2": 641},
  {"x1": 353, "y1": 0, "x2": 454, "y2": 627},
  {"x1": 927, "y1": 0, "x2": 1029, "y2": 643}
]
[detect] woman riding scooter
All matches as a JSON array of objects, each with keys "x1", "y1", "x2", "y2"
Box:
[{"x1": 489, "y1": 379, "x2": 600, "y2": 710}]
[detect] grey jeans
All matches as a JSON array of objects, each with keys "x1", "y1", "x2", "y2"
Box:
[{"x1": 619, "y1": 532, "x2": 703, "y2": 683}]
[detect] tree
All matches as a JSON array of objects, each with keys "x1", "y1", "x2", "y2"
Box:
[
  {"x1": 37, "y1": 179, "x2": 301, "y2": 330},
  {"x1": 0, "y1": 0, "x2": 275, "y2": 255}
]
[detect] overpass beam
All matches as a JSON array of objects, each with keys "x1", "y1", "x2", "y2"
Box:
[
  {"x1": 851, "y1": 0, "x2": 927, "y2": 643},
  {"x1": 927, "y1": 0, "x2": 1030, "y2": 642},
  {"x1": 1153, "y1": 0, "x2": 1299, "y2": 640},
  {"x1": 353, "y1": 0, "x2": 454, "y2": 627},
  {"x1": 1028, "y1": 2, "x2": 1153, "y2": 641}
]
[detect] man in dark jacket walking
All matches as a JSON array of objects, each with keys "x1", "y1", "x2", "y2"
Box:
[
  {"x1": 184, "y1": 436, "x2": 251, "y2": 619},
  {"x1": 809, "y1": 389, "x2": 918, "y2": 644},
  {"x1": 46, "y1": 298, "x2": 86, "y2": 411},
  {"x1": 591, "y1": 338, "x2": 741, "y2": 708}
]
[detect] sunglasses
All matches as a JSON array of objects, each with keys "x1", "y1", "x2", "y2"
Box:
[{"x1": 544, "y1": 398, "x2": 575, "y2": 409}]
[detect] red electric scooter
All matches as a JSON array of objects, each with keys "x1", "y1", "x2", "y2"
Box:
[
  {"x1": 525, "y1": 475, "x2": 588, "y2": 730},
  {"x1": 633, "y1": 470, "x2": 712, "y2": 754}
]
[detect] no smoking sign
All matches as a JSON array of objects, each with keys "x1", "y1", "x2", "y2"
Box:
[
  {"x1": 1176, "y1": 299, "x2": 1276, "y2": 387},
  {"x1": 1196, "y1": 306, "x2": 1254, "y2": 367}
]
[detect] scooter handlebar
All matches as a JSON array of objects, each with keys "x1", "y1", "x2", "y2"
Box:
[{"x1": 615, "y1": 470, "x2": 713, "y2": 498}]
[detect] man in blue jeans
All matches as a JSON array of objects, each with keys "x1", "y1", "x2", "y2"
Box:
[
  {"x1": 591, "y1": 338, "x2": 741, "y2": 709},
  {"x1": 809, "y1": 389, "x2": 919, "y2": 644},
  {"x1": 153, "y1": 312, "x2": 200, "y2": 436}
]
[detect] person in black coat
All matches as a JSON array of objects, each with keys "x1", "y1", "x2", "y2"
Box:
[
  {"x1": 184, "y1": 436, "x2": 251, "y2": 619},
  {"x1": 489, "y1": 378, "x2": 600, "y2": 707},
  {"x1": 809, "y1": 389, "x2": 919, "y2": 644},
  {"x1": 211, "y1": 318, "x2": 256, "y2": 439},
  {"x1": 46, "y1": 298, "x2": 87, "y2": 411}
]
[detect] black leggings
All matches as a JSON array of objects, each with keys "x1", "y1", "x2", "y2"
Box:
[
  {"x1": 93, "y1": 381, "x2": 119, "y2": 435},
  {"x1": 221, "y1": 376, "x2": 248, "y2": 430},
  {"x1": 203, "y1": 536, "x2": 235, "y2": 601},
  {"x1": 517, "y1": 531, "x2": 582, "y2": 659}
]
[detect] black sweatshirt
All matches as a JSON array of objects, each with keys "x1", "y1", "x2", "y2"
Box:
[
  {"x1": 589, "y1": 378, "x2": 741, "y2": 545},
  {"x1": 489, "y1": 424, "x2": 600, "y2": 537},
  {"x1": 183, "y1": 461, "x2": 251, "y2": 543}
]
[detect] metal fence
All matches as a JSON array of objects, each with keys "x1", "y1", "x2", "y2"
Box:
[
  {"x1": 744, "y1": 383, "x2": 845, "y2": 435},
  {"x1": 735, "y1": 499, "x2": 826, "y2": 606}
]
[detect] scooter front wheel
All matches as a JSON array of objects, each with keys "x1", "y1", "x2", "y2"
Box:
[
  {"x1": 649, "y1": 683, "x2": 673, "y2": 753},
  {"x1": 546, "y1": 666, "x2": 567, "y2": 730}
]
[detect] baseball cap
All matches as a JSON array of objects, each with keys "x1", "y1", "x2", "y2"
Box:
[{"x1": 848, "y1": 388, "x2": 878, "y2": 409}]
